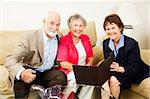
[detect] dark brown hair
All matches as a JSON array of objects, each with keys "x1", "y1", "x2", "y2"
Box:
[{"x1": 103, "y1": 14, "x2": 124, "y2": 33}]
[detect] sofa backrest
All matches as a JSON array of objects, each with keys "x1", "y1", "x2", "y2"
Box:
[
  {"x1": 0, "y1": 21, "x2": 97, "y2": 65},
  {"x1": 0, "y1": 30, "x2": 34, "y2": 64}
]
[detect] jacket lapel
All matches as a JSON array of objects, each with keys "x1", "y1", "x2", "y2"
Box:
[{"x1": 36, "y1": 30, "x2": 44, "y2": 62}]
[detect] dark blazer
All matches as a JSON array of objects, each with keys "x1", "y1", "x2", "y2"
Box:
[{"x1": 103, "y1": 35, "x2": 149, "y2": 88}]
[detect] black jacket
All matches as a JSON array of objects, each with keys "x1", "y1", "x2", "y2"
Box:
[{"x1": 103, "y1": 35, "x2": 149, "y2": 87}]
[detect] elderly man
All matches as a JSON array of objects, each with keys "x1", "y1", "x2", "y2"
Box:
[{"x1": 5, "y1": 11, "x2": 67, "y2": 99}]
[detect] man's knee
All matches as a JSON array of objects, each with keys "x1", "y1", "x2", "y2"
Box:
[
  {"x1": 55, "y1": 70, "x2": 67, "y2": 85},
  {"x1": 45, "y1": 70, "x2": 67, "y2": 86},
  {"x1": 14, "y1": 80, "x2": 31, "y2": 98}
]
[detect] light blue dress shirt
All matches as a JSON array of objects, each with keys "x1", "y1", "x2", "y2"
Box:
[
  {"x1": 108, "y1": 34, "x2": 124, "y2": 57},
  {"x1": 35, "y1": 32, "x2": 58, "y2": 72}
]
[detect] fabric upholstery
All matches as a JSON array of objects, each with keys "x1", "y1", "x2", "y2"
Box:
[
  {"x1": 0, "y1": 21, "x2": 149, "y2": 99},
  {"x1": 0, "y1": 65, "x2": 14, "y2": 98},
  {"x1": 0, "y1": 31, "x2": 33, "y2": 64}
]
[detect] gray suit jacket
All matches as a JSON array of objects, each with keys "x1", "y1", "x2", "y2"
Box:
[{"x1": 5, "y1": 30, "x2": 61, "y2": 92}]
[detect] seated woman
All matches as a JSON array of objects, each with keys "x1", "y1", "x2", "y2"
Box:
[
  {"x1": 101, "y1": 14, "x2": 149, "y2": 99},
  {"x1": 57, "y1": 14, "x2": 94, "y2": 99}
]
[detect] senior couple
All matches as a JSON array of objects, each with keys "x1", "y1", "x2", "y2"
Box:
[{"x1": 6, "y1": 11, "x2": 149, "y2": 99}]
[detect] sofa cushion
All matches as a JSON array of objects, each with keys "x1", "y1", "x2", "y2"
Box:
[
  {"x1": 140, "y1": 49, "x2": 150, "y2": 65},
  {"x1": 129, "y1": 49, "x2": 150, "y2": 99},
  {"x1": 130, "y1": 77, "x2": 150, "y2": 98},
  {"x1": 92, "y1": 46, "x2": 103, "y2": 65}
]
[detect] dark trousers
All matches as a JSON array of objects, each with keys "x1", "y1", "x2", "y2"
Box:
[{"x1": 14, "y1": 68, "x2": 67, "y2": 99}]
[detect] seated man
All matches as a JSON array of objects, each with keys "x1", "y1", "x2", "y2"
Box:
[{"x1": 5, "y1": 11, "x2": 67, "y2": 99}]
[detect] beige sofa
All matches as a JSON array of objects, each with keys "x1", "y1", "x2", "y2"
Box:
[{"x1": 0, "y1": 21, "x2": 150, "y2": 99}]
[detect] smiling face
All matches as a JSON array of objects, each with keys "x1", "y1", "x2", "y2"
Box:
[
  {"x1": 105, "y1": 22, "x2": 122, "y2": 42},
  {"x1": 67, "y1": 14, "x2": 86, "y2": 39},
  {"x1": 103, "y1": 14, "x2": 124, "y2": 43},
  {"x1": 43, "y1": 11, "x2": 60, "y2": 38},
  {"x1": 69, "y1": 19, "x2": 85, "y2": 38}
]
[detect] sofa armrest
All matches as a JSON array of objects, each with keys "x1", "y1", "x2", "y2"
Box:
[
  {"x1": 140, "y1": 49, "x2": 150, "y2": 65},
  {"x1": 92, "y1": 46, "x2": 104, "y2": 65},
  {"x1": 128, "y1": 49, "x2": 150, "y2": 99},
  {"x1": 131, "y1": 77, "x2": 150, "y2": 98},
  {"x1": 0, "y1": 65, "x2": 14, "y2": 98}
]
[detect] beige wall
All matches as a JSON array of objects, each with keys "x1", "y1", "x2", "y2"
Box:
[
  {"x1": 134, "y1": 1, "x2": 149, "y2": 49},
  {"x1": 0, "y1": 0, "x2": 149, "y2": 49},
  {"x1": 148, "y1": 1, "x2": 150, "y2": 49}
]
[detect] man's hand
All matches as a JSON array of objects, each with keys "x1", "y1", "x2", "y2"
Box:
[{"x1": 20, "y1": 69, "x2": 36, "y2": 84}]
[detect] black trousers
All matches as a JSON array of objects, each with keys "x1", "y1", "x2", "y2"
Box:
[{"x1": 14, "y1": 68, "x2": 67, "y2": 99}]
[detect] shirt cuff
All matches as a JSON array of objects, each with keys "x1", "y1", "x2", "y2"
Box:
[{"x1": 16, "y1": 68, "x2": 25, "y2": 80}]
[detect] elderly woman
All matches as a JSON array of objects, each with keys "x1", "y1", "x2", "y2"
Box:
[
  {"x1": 57, "y1": 14, "x2": 94, "y2": 99},
  {"x1": 101, "y1": 14, "x2": 149, "y2": 99}
]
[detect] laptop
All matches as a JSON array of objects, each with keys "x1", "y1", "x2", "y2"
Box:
[{"x1": 73, "y1": 52, "x2": 113, "y2": 87}]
